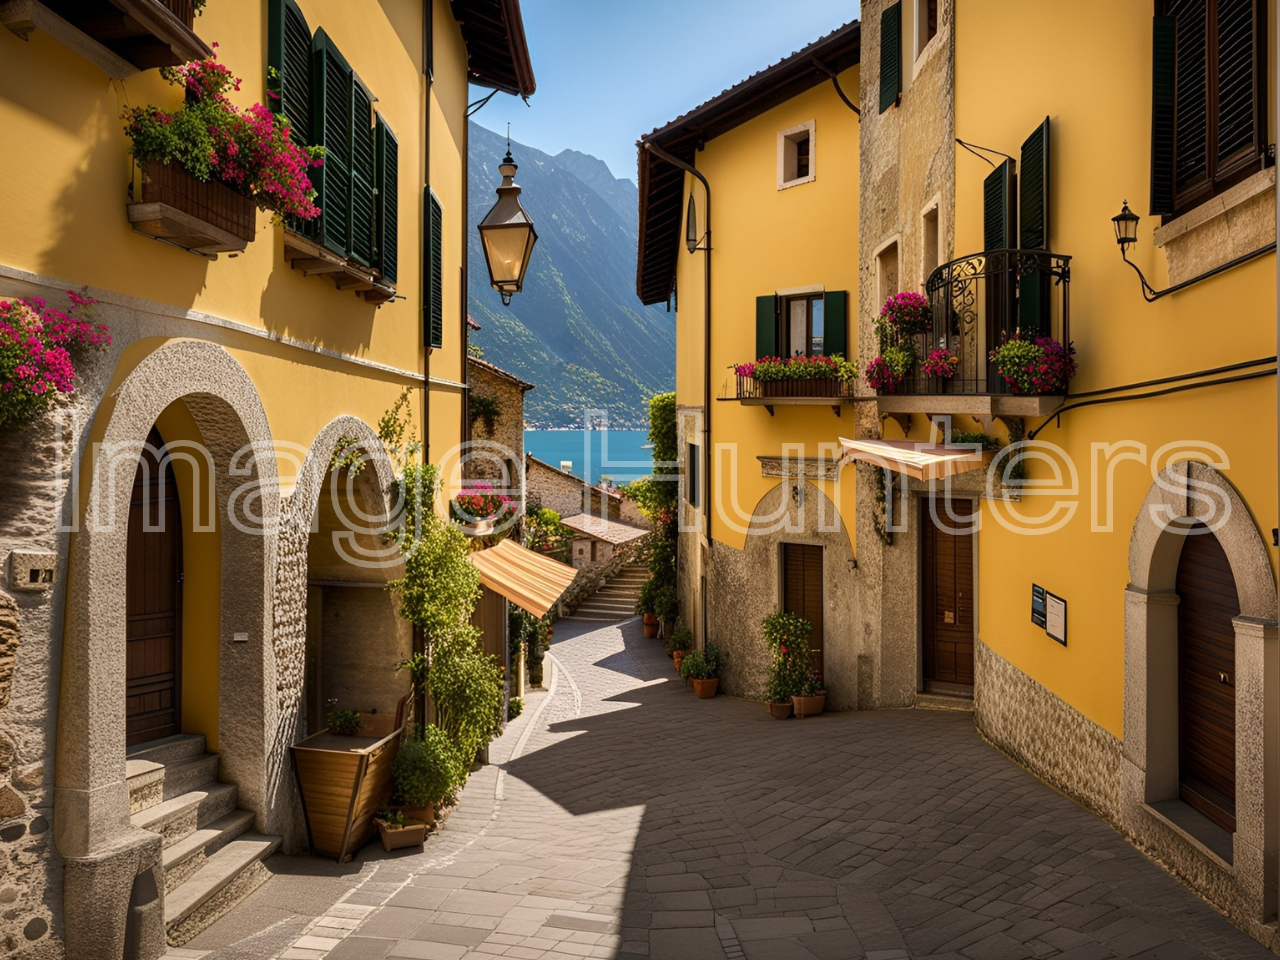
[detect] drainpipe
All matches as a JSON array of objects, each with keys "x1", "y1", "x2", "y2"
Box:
[
  {"x1": 641, "y1": 142, "x2": 712, "y2": 545},
  {"x1": 423, "y1": 14, "x2": 432, "y2": 463}
]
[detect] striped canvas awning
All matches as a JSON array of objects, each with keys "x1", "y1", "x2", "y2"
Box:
[
  {"x1": 838, "y1": 437, "x2": 992, "y2": 482},
  {"x1": 468, "y1": 539, "x2": 578, "y2": 618}
]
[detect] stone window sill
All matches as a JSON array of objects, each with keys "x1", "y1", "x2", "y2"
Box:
[{"x1": 1153, "y1": 167, "x2": 1275, "y2": 286}]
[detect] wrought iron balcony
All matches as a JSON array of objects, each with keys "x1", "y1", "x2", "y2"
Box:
[{"x1": 877, "y1": 249, "x2": 1071, "y2": 421}]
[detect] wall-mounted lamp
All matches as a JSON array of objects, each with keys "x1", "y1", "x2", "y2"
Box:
[
  {"x1": 1111, "y1": 198, "x2": 1275, "y2": 302},
  {"x1": 685, "y1": 193, "x2": 709, "y2": 254}
]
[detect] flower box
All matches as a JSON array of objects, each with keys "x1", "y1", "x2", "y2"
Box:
[
  {"x1": 760, "y1": 378, "x2": 843, "y2": 399},
  {"x1": 127, "y1": 160, "x2": 256, "y2": 257},
  {"x1": 376, "y1": 816, "x2": 427, "y2": 852}
]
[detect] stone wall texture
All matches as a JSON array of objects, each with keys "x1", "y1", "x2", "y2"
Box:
[
  {"x1": 974, "y1": 639, "x2": 1123, "y2": 823},
  {"x1": 526, "y1": 456, "x2": 646, "y2": 527},
  {"x1": 466, "y1": 361, "x2": 527, "y2": 495}
]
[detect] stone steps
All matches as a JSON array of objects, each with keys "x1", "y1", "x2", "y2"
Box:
[
  {"x1": 125, "y1": 739, "x2": 282, "y2": 946},
  {"x1": 569, "y1": 565, "x2": 650, "y2": 621},
  {"x1": 915, "y1": 692, "x2": 974, "y2": 712},
  {"x1": 163, "y1": 834, "x2": 280, "y2": 945},
  {"x1": 162, "y1": 810, "x2": 256, "y2": 893}
]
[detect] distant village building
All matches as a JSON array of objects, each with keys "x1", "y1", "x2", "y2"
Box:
[
  {"x1": 525, "y1": 454, "x2": 648, "y2": 528},
  {"x1": 560, "y1": 514, "x2": 648, "y2": 570},
  {"x1": 466, "y1": 356, "x2": 535, "y2": 512}
]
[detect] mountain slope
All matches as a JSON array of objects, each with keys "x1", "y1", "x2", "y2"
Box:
[{"x1": 468, "y1": 123, "x2": 675, "y2": 428}]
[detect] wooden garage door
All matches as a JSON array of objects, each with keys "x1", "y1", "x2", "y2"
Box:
[
  {"x1": 782, "y1": 543, "x2": 823, "y2": 679},
  {"x1": 1177, "y1": 524, "x2": 1239, "y2": 833},
  {"x1": 126, "y1": 428, "x2": 183, "y2": 747},
  {"x1": 923, "y1": 499, "x2": 974, "y2": 686}
]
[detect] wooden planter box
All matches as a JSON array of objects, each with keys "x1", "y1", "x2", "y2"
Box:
[
  {"x1": 760, "y1": 378, "x2": 843, "y2": 399},
  {"x1": 127, "y1": 160, "x2": 256, "y2": 257},
  {"x1": 291, "y1": 726, "x2": 403, "y2": 862}
]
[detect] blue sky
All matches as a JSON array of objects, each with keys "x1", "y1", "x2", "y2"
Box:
[{"x1": 471, "y1": 1, "x2": 862, "y2": 183}]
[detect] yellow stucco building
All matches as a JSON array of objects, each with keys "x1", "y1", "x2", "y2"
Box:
[
  {"x1": 0, "y1": 1, "x2": 534, "y2": 956},
  {"x1": 643, "y1": 1, "x2": 1280, "y2": 944}
]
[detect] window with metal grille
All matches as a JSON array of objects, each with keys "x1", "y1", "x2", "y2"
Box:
[{"x1": 1151, "y1": 0, "x2": 1269, "y2": 218}]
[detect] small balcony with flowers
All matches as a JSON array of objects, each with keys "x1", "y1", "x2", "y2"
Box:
[
  {"x1": 732, "y1": 354, "x2": 859, "y2": 416},
  {"x1": 870, "y1": 251, "x2": 1075, "y2": 428}
]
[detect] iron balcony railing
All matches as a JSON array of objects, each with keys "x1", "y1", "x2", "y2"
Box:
[{"x1": 894, "y1": 248, "x2": 1072, "y2": 396}]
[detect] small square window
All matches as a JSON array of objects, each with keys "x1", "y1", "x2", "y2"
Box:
[{"x1": 778, "y1": 121, "x2": 817, "y2": 189}]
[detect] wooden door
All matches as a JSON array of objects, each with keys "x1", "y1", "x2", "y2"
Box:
[
  {"x1": 782, "y1": 544, "x2": 824, "y2": 678},
  {"x1": 126, "y1": 428, "x2": 183, "y2": 746},
  {"x1": 923, "y1": 500, "x2": 974, "y2": 685},
  {"x1": 1177, "y1": 524, "x2": 1239, "y2": 833}
]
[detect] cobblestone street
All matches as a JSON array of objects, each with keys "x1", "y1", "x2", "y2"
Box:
[{"x1": 176, "y1": 618, "x2": 1274, "y2": 960}]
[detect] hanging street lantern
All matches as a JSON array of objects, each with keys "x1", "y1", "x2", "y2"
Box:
[
  {"x1": 477, "y1": 148, "x2": 538, "y2": 306},
  {"x1": 1111, "y1": 200, "x2": 1140, "y2": 249}
]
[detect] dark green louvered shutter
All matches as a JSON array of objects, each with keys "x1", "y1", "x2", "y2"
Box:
[
  {"x1": 823, "y1": 290, "x2": 847, "y2": 358},
  {"x1": 983, "y1": 159, "x2": 1015, "y2": 251},
  {"x1": 312, "y1": 29, "x2": 353, "y2": 257},
  {"x1": 755, "y1": 296, "x2": 778, "y2": 359},
  {"x1": 428, "y1": 191, "x2": 443, "y2": 349},
  {"x1": 1019, "y1": 118, "x2": 1050, "y2": 249},
  {"x1": 1149, "y1": 15, "x2": 1177, "y2": 215},
  {"x1": 349, "y1": 83, "x2": 375, "y2": 266},
  {"x1": 269, "y1": 0, "x2": 312, "y2": 146},
  {"x1": 879, "y1": 2, "x2": 902, "y2": 113},
  {"x1": 375, "y1": 115, "x2": 398, "y2": 284}
]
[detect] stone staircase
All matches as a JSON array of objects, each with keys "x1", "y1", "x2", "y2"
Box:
[
  {"x1": 569, "y1": 563, "x2": 649, "y2": 621},
  {"x1": 126, "y1": 734, "x2": 280, "y2": 946}
]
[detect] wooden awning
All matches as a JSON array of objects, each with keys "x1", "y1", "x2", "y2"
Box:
[
  {"x1": 838, "y1": 437, "x2": 992, "y2": 482},
  {"x1": 468, "y1": 539, "x2": 577, "y2": 618}
]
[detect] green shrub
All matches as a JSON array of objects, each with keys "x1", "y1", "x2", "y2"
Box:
[
  {"x1": 679, "y1": 642, "x2": 722, "y2": 680},
  {"x1": 666, "y1": 626, "x2": 693, "y2": 653},
  {"x1": 762, "y1": 612, "x2": 812, "y2": 703},
  {"x1": 508, "y1": 697, "x2": 524, "y2": 721},
  {"x1": 326, "y1": 708, "x2": 360, "y2": 736},
  {"x1": 393, "y1": 725, "x2": 463, "y2": 807}
]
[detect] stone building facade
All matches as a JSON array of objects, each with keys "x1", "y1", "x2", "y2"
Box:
[
  {"x1": 525, "y1": 455, "x2": 647, "y2": 528},
  {"x1": 465, "y1": 357, "x2": 534, "y2": 508}
]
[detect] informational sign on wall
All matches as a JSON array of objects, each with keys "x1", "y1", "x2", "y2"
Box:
[
  {"x1": 1031, "y1": 584, "x2": 1047, "y2": 628},
  {"x1": 1046, "y1": 593, "x2": 1067, "y2": 646}
]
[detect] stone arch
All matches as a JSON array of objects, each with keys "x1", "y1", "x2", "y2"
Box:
[
  {"x1": 1123, "y1": 460, "x2": 1278, "y2": 924},
  {"x1": 707, "y1": 479, "x2": 857, "y2": 709},
  {"x1": 268, "y1": 416, "x2": 403, "y2": 852},
  {"x1": 54, "y1": 340, "x2": 278, "y2": 958}
]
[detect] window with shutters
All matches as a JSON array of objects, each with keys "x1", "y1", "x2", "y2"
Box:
[
  {"x1": 879, "y1": 1, "x2": 902, "y2": 112},
  {"x1": 274, "y1": 16, "x2": 398, "y2": 302},
  {"x1": 780, "y1": 294, "x2": 825, "y2": 357},
  {"x1": 428, "y1": 190, "x2": 444, "y2": 349},
  {"x1": 1151, "y1": 0, "x2": 1269, "y2": 218},
  {"x1": 778, "y1": 121, "x2": 816, "y2": 189}
]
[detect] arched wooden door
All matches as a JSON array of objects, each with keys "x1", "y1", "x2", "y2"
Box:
[
  {"x1": 1177, "y1": 524, "x2": 1239, "y2": 833},
  {"x1": 126, "y1": 427, "x2": 183, "y2": 746}
]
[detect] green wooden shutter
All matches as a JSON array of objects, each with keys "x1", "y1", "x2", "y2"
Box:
[
  {"x1": 1019, "y1": 120, "x2": 1051, "y2": 334},
  {"x1": 879, "y1": 2, "x2": 902, "y2": 113},
  {"x1": 269, "y1": 0, "x2": 312, "y2": 146},
  {"x1": 755, "y1": 295, "x2": 778, "y2": 358},
  {"x1": 375, "y1": 115, "x2": 398, "y2": 284},
  {"x1": 312, "y1": 29, "x2": 353, "y2": 257},
  {"x1": 983, "y1": 159, "x2": 1015, "y2": 251},
  {"x1": 1019, "y1": 118, "x2": 1050, "y2": 249},
  {"x1": 349, "y1": 82, "x2": 375, "y2": 266},
  {"x1": 823, "y1": 290, "x2": 848, "y2": 358},
  {"x1": 428, "y1": 191, "x2": 443, "y2": 349},
  {"x1": 1149, "y1": 15, "x2": 1177, "y2": 215}
]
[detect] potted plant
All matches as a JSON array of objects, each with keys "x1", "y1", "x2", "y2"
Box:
[
  {"x1": 866, "y1": 344, "x2": 917, "y2": 395},
  {"x1": 637, "y1": 580, "x2": 659, "y2": 638},
  {"x1": 920, "y1": 348, "x2": 960, "y2": 393},
  {"x1": 667, "y1": 626, "x2": 693, "y2": 673},
  {"x1": 989, "y1": 334, "x2": 1077, "y2": 395},
  {"x1": 374, "y1": 808, "x2": 428, "y2": 853},
  {"x1": 450, "y1": 483, "x2": 516, "y2": 536},
  {"x1": 652, "y1": 584, "x2": 678, "y2": 641},
  {"x1": 123, "y1": 50, "x2": 322, "y2": 253},
  {"x1": 762, "y1": 612, "x2": 812, "y2": 719},
  {"x1": 792, "y1": 670, "x2": 827, "y2": 718},
  {"x1": 327, "y1": 707, "x2": 361, "y2": 736},
  {"x1": 391, "y1": 724, "x2": 460, "y2": 827},
  {"x1": 877, "y1": 291, "x2": 932, "y2": 338},
  {"x1": 680, "y1": 642, "x2": 722, "y2": 698}
]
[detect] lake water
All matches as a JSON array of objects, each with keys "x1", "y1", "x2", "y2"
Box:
[{"x1": 525, "y1": 430, "x2": 653, "y2": 486}]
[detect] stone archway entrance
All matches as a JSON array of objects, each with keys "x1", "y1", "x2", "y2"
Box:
[{"x1": 1123, "y1": 461, "x2": 1277, "y2": 926}]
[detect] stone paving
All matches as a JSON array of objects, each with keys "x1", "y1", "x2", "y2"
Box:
[{"x1": 175, "y1": 617, "x2": 1276, "y2": 960}]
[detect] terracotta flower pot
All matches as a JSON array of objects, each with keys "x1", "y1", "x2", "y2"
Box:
[
  {"x1": 643, "y1": 613, "x2": 658, "y2": 638},
  {"x1": 692, "y1": 678, "x2": 719, "y2": 699},
  {"x1": 673, "y1": 650, "x2": 686, "y2": 673},
  {"x1": 376, "y1": 817, "x2": 427, "y2": 852},
  {"x1": 766, "y1": 700, "x2": 793, "y2": 720},
  {"x1": 791, "y1": 692, "x2": 827, "y2": 718}
]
